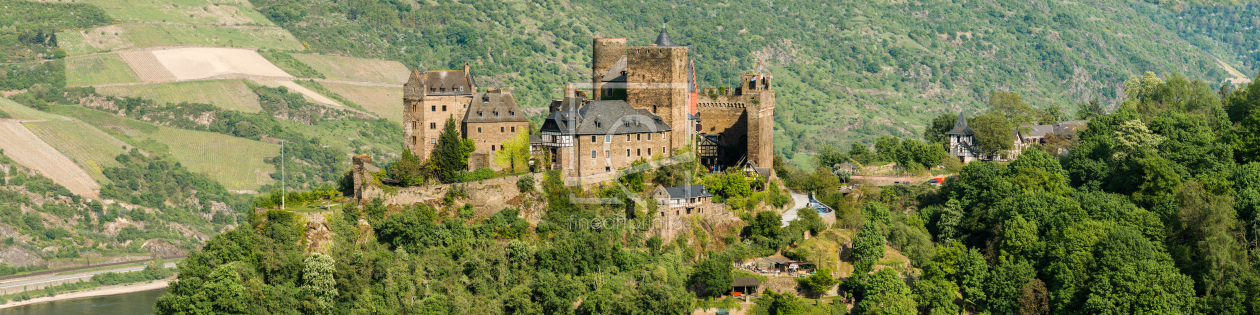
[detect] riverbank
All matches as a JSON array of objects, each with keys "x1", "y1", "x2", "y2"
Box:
[{"x1": 0, "y1": 279, "x2": 169, "y2": 310}]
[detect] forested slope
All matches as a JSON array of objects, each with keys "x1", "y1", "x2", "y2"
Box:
[{"x1": 252, "y1": 0, "x2": 1251, "y2": 153}]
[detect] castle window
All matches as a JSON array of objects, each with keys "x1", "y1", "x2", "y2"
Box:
[
  {"x1": 660, "y1": 212, "x2": 665, "y2": 217},
  {"x1": 591, "y1": 150, "x2": 596, "y2": 158},
  {"x1": 605, "y1": 135, "x2": 611, "y2": 142},
  {"x1": 491, "y1": 145, "x2": 496, "y2": 151},
  {"x1": 431, "y1": 106, "x2": 436, "y2": 112},
  {"x1": 430, "y1": 122, "x2": 436, "y2": 129},
  {"x1": 648, "y1": 148, "x2": 651, "y2": 155},
  {"x1": 509, "y1": 111, "x2": 514, "y2": 115},
  {"x1": 592, "y1": 136, "x2": 596, "y2": 142},
  {"x1": 626, "y1": 135, "x2": 631, "y2": 142},
  {"x1": 653, "y1": 106, "x2": 657, "y2": 113},
  {"x1": 501, "y1": 127, "x2": 505, "y2": 132},
  {"x1": 627, "y1": 149, "x2": 631, "y2": 157},
  {"x1": 637, "y1": 149, "x2": 641, "y2": 156},
  {"x1": 442, "y1": 105, "x2": 447, "y2": 111},
  {"x1": 604, "y1": 150, "x2": 609, "y2": 157},
  {"x1": 478, "y1": 127, "x2": 482, "y2": 133},
  {"x1": 662, "y1": 146, "x2": 666, "y2": 155},
  {"x1": 647, "y1": 133, "x2": 652, "y2": 140},
  {"x1": 511, "y1": 126, "x2": 516, "y2": 132},
  {"x1": 431, "y1": 138, "x2": 436, "y2": 144},
  {"x1": 478, "y1": 111, "x2": 483, "y2": 116},
  {"x1": 637, "y1": 134, "x2": 641, "y2": 141}
]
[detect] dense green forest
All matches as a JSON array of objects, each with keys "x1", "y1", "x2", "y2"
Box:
[
  {"x1": 251, "y1": 0, "x2": 1253, "y2": 154},
  {"x1": 1146, "y1": 4, "x2": 1260, "y2": 74},
  {"x1": 156, "y1": 71, "x2": 1260, "y2": 313},
  {"x1": 0, "y1": 148, "x2": 240, "y2": 267}
]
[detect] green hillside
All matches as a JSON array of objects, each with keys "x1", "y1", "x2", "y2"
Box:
[{"x1": 249, "y1": 0, "x2": 1252, "y2": 154}]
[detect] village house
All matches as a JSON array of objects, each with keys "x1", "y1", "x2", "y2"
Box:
[
  {"x1": 651, "y1": 184, "x2": 715, "y2": 217},
  {"x1": 948, "y1": 111, "x2": 1087, "y2": 162}
]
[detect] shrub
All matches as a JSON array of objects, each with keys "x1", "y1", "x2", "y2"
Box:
[{"x1": 516, "y1": 175, "x2": 536, "y2": 193}]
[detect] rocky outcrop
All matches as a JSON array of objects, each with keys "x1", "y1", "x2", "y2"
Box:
[{"x1": 0, "y1": 245, "x2": 46, "y2": 268}]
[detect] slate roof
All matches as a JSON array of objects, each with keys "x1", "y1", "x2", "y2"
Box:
[
  {"x1": 464, "y1": 92, "x2": 528, "y2": 123},
  {"x1": 541, "y1": 110, "x2": 580, "y2": 134},
  {"x1": 662, "y1": 184, "x2": 712, "y2": 199},
  {"x1": 655, "y1": 27, "x2": 676, "y2": 46},
  {"x1": 1023, "y1": 124, "x2": 1055, "y2": 138},
  {"x1": 423, "y1": 70, "x2": 473, "y2": 95},
  {"x1": 732, "y1": 277, "x2": 760, "y2": 287},
  {"x1": 540, "y1": 100, "x2": 673, "y2": 135},
  {"x1": 946, "y1": 112, "x2": 975, "y2": 136}
]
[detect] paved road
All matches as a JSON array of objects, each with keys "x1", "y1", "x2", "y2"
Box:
[
  {"x1": 0, "y1": 262, "x2": 177, "y2": 290},
  {"x1": 781, "y1": 192, "x2": 810, "y2": 227}
]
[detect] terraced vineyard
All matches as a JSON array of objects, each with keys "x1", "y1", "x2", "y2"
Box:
[
  {"x1": 97, "y1": 79, "x2": 262, "y2": 112},
  {"x1": 22, "y1": 120, "x2": 127, "y2": 183},
  {"x1": 318, "y1": 82, "x2": 402, "y2": 123},
  {"x1": 150, "y1": 126, "x2": 279, "y2": 191},
  {"x1": 118, "y1": 50, "x2": 177, "y2": 82},
  {"x1": 65, "y1": 54, "x2": 142, "y2": 86},
  {"x1": 50, "y1": 106, "x2": 279, "y2": 191},
  {"x1": 290, "y1": 54, "x2": 409, "y2": 84}
]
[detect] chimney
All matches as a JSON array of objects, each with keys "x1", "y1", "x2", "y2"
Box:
[
  {"x1": 463, "y1": 63, "x2": 475, "y2": 92},
  {"x1": 564, "y1": 82, "x2": 576, "y2": 98}
]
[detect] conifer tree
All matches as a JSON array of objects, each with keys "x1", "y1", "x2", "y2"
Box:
[{"x1": 428, "y1": 116, "x2": 474, "y2": 183}]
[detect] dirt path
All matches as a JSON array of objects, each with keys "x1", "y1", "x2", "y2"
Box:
[
  {"x1": 0, "y1": 279, "x2": 169, "y2": 310},
  {"x1": 0, "y1": 120, "x2": 99, "y2": 196}
]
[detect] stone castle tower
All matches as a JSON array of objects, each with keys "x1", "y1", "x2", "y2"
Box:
[
  {"x1": 591, "y1": 29, "x2": 692, "y2": 153},
  {"x1": 588, "y1": 28, "x2": 775, "y2": 169},
  {"x1": 402, "y1": 64, "x2": 476, "y2": 159}
]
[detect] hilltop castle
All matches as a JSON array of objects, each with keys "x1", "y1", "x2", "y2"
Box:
[
  {"x1": 399, "y1": 28, "x2": 775, "y2": 180},
  {"x1": 535, "y1": 28, "x2": 776, "y2": 179}
]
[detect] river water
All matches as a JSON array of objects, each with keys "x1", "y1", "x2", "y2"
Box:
[{"x1": 0, "y1": 288, "x2": 166, "y2": 315}]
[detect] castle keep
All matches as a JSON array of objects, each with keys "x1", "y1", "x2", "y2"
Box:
[{"x1": 537, "y1": 28, "x2": 776, "y2": 179}]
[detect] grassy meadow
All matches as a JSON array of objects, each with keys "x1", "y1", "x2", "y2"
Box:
[
  {"x1": 65, "y1": 54, "x2": 142, "y2": 86},
  {"x1": 59, "y1": 23, "x2": 303, "y2": 55},
  {"x1": 47, "y1": 0, "x2": 274, "y2": 26},
  {"x1": 97, "y1": 79, "x2": 263, "y2": 112},
  {"x1": 0, "y1": 97, "x2": 62, "y2": 121}
]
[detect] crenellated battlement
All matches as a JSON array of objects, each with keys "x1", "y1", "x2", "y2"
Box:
[{"x1": 697, "y1": 102, "x2": 747, "y2": 108}]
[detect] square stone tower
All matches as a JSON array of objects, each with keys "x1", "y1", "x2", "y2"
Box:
[
  {"x1": 591, "y1": 38, "x2": 627, "y2": 100},
  {"x1": 625, "y1": 29, "x2": 690, "y2": 152},
  {"x1": 740, "y1": 74, "x2": 775, "y2": 168},
  {"x1": 402, "y1": 64, "x2": 476, "y2": 161}
]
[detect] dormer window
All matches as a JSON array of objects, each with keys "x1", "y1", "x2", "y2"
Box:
[{"x1": 478, "y1": 111, "x2": 483, "y2": 116}]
